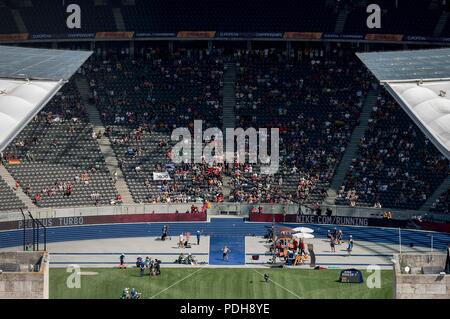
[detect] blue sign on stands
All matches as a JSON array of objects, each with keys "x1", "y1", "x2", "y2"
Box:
[{"x1": 339, "y1": 269, "x2": 363, "y2": 283}]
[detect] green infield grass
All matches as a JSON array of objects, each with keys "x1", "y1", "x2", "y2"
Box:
[{"x1": 49, "y1": 267, "x2": 393, "y2": 299}]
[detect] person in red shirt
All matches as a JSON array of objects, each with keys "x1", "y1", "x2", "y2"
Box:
[
  {"x1": 65, "y1": 183, "x2": 73, "y2": 197},
  {"x1": 299, "y1": 240, "x2": 306, "y2": 256},
  {"x1": 293, "y1": 239, "x2": 298, "y2": 252},
  {"x1": 34, "y1": 194, "x2": 42, "y2": 207},
  {"x1": 201, "y1": 201, "x2": 208, "y2": 213}
]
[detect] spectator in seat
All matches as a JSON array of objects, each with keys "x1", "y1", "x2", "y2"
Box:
[{"x1": 34, "y1": 194, "x2": 42, "y2": 207}]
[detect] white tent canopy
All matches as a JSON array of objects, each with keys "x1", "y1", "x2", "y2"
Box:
[
  {"x1": 386, "y1": 81, "x2": 450, "y2": 158},
  {"x1": 0, "y1": 46, "x2": 92, "y2": 153},
  {"x1": 0, "y1": 78, "x2": 62, "y2": 152},
  {"x1": 293, "y1": 233, "x2": 315, "y2": 239},
  {"x1": 291, "y1": 227, "x2": 314, "y2": 234},
  {"x1": 357, "y1": 48, "x2": 450, "y2": 159}
]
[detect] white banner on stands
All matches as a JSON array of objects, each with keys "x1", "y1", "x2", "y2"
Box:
[{"x1": 153, "y1": 172, "x2": 171, "y2": 180}]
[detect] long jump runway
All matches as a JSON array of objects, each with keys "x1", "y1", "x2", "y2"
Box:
[{"x1": 1, "y1": 217, "x2": 449, "y2": 269}]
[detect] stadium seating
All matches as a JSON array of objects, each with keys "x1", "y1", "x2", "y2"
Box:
[
  {"x1": 19, "y1": 0, "x2": 116, "y2": 34},
  {"x1": 439, "y1": 12, "x2": 450, "y2": 37},
  {"x1": 0, "y1": 44, "x2": 448, "y2": 213},
  {"x1": 344, "y1": 0, "x2": 442, "y2": 36},
  {"x1": 1, "y1": 0, "x2": 445, "y2": 37},
  {"x1": 2, "y1": 80, "x2": 118, "y2": 208},
  {"x1": 336, "y1": 92, "x2": 449, "y2": 210},
  {"x1": 0, "y1": 175, "x2": 25, "y2": 211},
  {"x1": 430, "y1": 189, "x2": 450, "y2": 213},
  {"x1": 0, "y1": 5, "x2": 19, "y2": 34},
  {"x1": 83, "y1": 48, "x2": 224, "y2": 203},
  {"x1": 121, "y1": 0, "x2": 337, "y2": 33},
  {"x1": 230, "y1": 47, "x2": 371, "y2": 205}
]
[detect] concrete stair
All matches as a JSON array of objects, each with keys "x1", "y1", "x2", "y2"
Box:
[
  {"x1": 0, "y1": 165, "x2": 36, "y2": 209},
  {"x1": 222, "y1": 63, "x2": 237, "y2": 195},
  {"x1": 334, "y1": 9, "x2": 349, "y2": 34},
  {"x1": 420, "y1": 175, "x2": 450, "y2": 211},
  {"x1": 112, "y1": 7, "x2": 126, "y2": 31},
  {"x1": 433, "y1": 11, "x2": 450, "y2": 37},
  {"x1": 11, "y1": 9, "x2": 27, "y2": 33},
  {"x1": 222, "y1": 63, "x2": 237, "y2": 134},
  {"x1": 356, "y1": 0, "x2": 368, "y2": 7},
  {"x1": 429, "y1": 0, "x2": 441, "y2": 10},
  {"x1": 222, "y1": 175, "x2": 232, "y2": 200},
  {"x1": 75, "y1": 77, "x2": 134, "y2": 205},
  {"x1": 325, "y1": 88, "x2": 379, "y2": 204}
]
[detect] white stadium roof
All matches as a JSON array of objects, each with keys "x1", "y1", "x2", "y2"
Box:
[
  {"x1": 385, "y1": 81, "x2": 450, "y2": 158},
  {"x1": 357, "y1": 48, "x2": 450, "y2": 159},
  {"x1": 0, "y1": 46, "x2": 92, "y2": 152}
]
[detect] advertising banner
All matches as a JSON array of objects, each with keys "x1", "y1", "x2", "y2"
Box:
[
  {"x1": 365, "y1": 33, "x2": 403, "y2": 41},
  {"x1": 29, "y1": 33, "x2": 95, "y2": 40},
  {"x1": 249, "y1": 212, "x2": 408, "y2": 227},
  {"x1": 216, "y1": 32, "x2": 283, "y2": 38},
  {"x1": 0, "y1": 212, "x2": 207, "y2": 231},
  {"x1": 134, "y1": 32, "x2": 177, "y2": 38},
  {"x1": 7, "y1": 159, "x2": 21, "y2": 165},
  {"x1": 339, "y1": 269, "x2": 363, "y2": 283},
  {"x1": 403, "y1": 35, "x2": 450, "y2": 43},
  {"x1": 3, "y1": 31, "x2": 450, "y2": 44},
  {"x1": 0, "y1": 33, "x2": 29, "y2": 41},
  {"x1": 322, "y1": 33, "x2": 364, "y2": 40},
  {"x1": 95, "y1": 31, "x2": 134, "y2": 39},
  {"x1": 177, "y1": 31, "x2": 216, "y2": 38},
  {"x1": 253, "y1": 32, "x2": 283, "y2": 38},
  {"x1": 297, "y1": 215, "x2": 369, "y2": 226},
  {"x1": 284, "y1": 32, "x2": 322, "y2": 40}
]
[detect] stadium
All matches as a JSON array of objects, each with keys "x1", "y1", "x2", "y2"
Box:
[{"x1": 0, "y1": 0, "x2": 450, "y2": 303}]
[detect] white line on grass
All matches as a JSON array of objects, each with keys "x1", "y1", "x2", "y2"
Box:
[
  {"x1": 149, "y1": 266, "x2": 206, "y2": 299},
  {"x1": 247, "y1": 265, "x2": 302, "y2": 299}
]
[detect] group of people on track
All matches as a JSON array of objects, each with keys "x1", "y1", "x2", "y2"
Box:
[{"x1": 328, "y1": 227, "x2": 354, "y2": 255}]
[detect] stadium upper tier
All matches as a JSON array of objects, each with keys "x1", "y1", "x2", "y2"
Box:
[
  {"x1": 0, "y1": 0, "x2": 449, "y2": 39},
  {"x1": 0, "y1": 45, "x2": 448, "y2": 213}
]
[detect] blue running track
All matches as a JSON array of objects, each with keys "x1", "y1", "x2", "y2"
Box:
[{"x1": 1, "y1": 217, "x2": 450, "y2": 252}]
